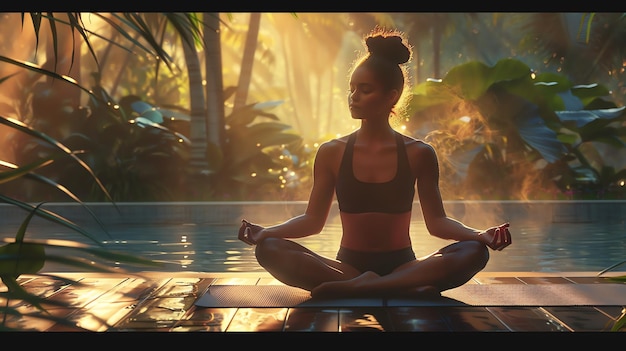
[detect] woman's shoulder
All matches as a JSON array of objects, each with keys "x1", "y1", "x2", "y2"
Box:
[
  {"x1": 314, "y1": 136, "x2": 350, "y2": 172},
  {"x1": 315, "y1": 135, "x2": 349, "y2": 161},
  {"x1": 319, "y1": 133, "x2": 351, "y2": 150},
  {"x1": 399, "y1": 133, "x2": 431, "y2": 148},
  {"x1": 399, "y1": 133, "x2": 437, "y2": 158}
]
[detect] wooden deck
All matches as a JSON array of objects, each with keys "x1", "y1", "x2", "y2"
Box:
[{"x1": 1, "y1": 271, "x2": 625, "y2": 333}]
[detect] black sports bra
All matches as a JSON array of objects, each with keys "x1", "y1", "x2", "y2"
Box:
[{"x1": 336, "y1": 132, "x2": 415, "y2": 214}]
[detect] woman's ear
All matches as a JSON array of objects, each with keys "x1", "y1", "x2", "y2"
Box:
[{"x1": 388, "y1": 89, "x2": 400, "y2": 106}]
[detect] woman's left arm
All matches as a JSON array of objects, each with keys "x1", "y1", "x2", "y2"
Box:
[{"x1": 414, "y1": 142, "x2": 511, "y2": 250}]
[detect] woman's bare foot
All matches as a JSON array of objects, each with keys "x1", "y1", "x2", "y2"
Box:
[
  {"x1": 311, "y1": 271, "x2": 442, "y2": 299},
  {"x1": 311, "y1": 271, "x2": 380, "y2": 299}
]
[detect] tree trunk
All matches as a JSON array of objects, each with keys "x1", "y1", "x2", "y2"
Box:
[
  {"x1": 183, "y1": 19, "x2": 209, "y2": 172},
  {"x1": 233, "y1": 13, "x2": 261, "y2": 111},
  {"x1": 203, "y1": 13, "x2": 225, "y2": 150},
  {"x1": 432, "y1": 24, "x2": 442, "y2": 79}
]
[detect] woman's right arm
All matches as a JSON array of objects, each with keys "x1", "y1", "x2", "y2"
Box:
[{"x1": 240, "y1": 141, "x2": 338, "y2": 244}]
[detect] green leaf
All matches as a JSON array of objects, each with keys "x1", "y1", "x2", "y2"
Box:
[
  {"x1": 139, "y1": 108, "x2": 164, "y2": 124},
  {"x1": 533, "y1": 72, "x2": 573, "y2": 90},
  {"x1": 447, "y1": 145, "x2": 485, "y2": 180},
  {"x1": 0, "y1": 56, "x2": 94, "y2": 96},
  {"x1": 0, "y1": 158, "x2": 54, "y2": 185},
  {"x1": 226, "y1": 103, "x2": 281, "y2": 128},
  {"x1": 597, "y1": 260, "x2": 626, "y2": 276},
  {"x1": 442, "y1": 61, "x2": 491, "y2": 99},
  {"x1": 410, "y1": 80, "x2": 460, "y2": 113},
  {"x1": 0, "y1": 116, "x2": 117, "y2": 206},
  {"x1": 133, "y1": 117, "x2": 191, "y2": 145},
  {"x1": 0, "y1": 243, "x2": 46, "y2": 276},
  {"x1": 443, "y1": 59, "x2": 532, "y2": 100},
  {"x1": 571, "y1": 83, "x2": 611, "y2": 101},
  {"x1": 0, "y1": 160, "x2": 109, "y2": 235},
  {"x1": 1, "y1": 237, "x2": 162, "y2": 272},
  {"x1": 556, "y1": 107, "x2": 626, "y2": 128},
  {"x1": 0, "y1": 194, "x2": 103, "y2": 245},
  {"x1": 612, "y1": 310, "x2": 626, "y2": 331},
  {"x1": 514, "y1": 102, "x2": 567, "y2": 163},
  {"x1": 16, "y1": 202, "x2": 46, "y2": 243}
]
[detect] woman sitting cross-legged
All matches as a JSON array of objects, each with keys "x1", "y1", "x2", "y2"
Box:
[{"x1": 238, "y1": 28, "x2": 512, "y2": 299}]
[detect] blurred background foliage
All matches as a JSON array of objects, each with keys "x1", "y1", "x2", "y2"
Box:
[{"x1": 0, "y1": 12, "x2": 624, "y2": 202}]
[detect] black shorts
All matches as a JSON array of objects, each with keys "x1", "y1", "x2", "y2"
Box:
[{"x1": 336, "y1": 246, "x2": 416, "y2": 276}]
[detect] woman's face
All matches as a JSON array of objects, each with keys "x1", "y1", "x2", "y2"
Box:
[{"x1": 348, "y1": 65, "x2": 397, "y2": 120}]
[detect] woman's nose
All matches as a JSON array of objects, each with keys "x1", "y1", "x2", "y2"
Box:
[{"x1": 349, "y1": 91, "x2": 358, "y2": 101}]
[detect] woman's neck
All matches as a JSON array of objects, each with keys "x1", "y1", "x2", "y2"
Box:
[{"x1": 358, "y1": 120, "x2": 395, "y2": 141}]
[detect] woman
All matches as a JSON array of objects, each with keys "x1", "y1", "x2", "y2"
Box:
[{"x1": 239, "y1": 28, "x2": 512, "y2": 299}]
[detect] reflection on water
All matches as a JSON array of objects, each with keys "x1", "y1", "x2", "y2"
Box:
[{"x1": 11, "y1": 220, "x2": 626, "y2": 273}]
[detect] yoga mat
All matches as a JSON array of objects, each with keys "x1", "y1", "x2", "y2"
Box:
[
  {"x1": 195, "y1": 284, "x2": 626, "y2": 308},
  {"x1": 435, "y1": 284, "x2": 626, "y2": 307},
  {"x1": 196, "y1": 285, "x2": 311, "y2": 308},
  {"x1": 194, "y1": 285, "x2": 387, "y2": 307}
]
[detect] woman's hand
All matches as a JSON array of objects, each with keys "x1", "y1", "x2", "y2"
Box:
[
  {"x1": 238, "y1": 219, "x2": 264, "y2": 246},
  {"x1": 481, "y1": 223, "x2": 512, "y2": 251}
]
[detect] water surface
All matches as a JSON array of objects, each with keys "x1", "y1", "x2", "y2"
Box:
[{"x1": 16, "y1": 219, "x2": 626, "y2": 274}]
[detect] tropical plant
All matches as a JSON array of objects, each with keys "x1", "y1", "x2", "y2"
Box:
[
  {"x1": 2, "y1": 65, "x2": 309, "y2": 203},
  {"x1": 0, "y1": 203, "x2": 161, "y2": 331},
  {"x1": 407, "y1": 58, "x2": 626, "y2": 200},
  {"x1": 2, "y1": 12, "x2": 213, "y2": 169},
  {"x1": 0, "y1": 116, "x2": 162, "y2": 330},
  {"x1": 519, "y1": 13, "x2": 626, "y2": 105},
  {"x1": 3, "y1": 74, "x2": 192, "y2": 202},
  {"x1": 0, "y1": 12, "x2": 315, "y2": 203},
  {"x1": 0, "y1": 11, "x2": 192, "y2": 320},
  {"x1": 199, "y1": 87, "x2": 311, "y2": 201}
]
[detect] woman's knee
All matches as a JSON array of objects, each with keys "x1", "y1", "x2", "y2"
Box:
[
  {"x1": 254, "y1": 237, "x2": 277, "y2": 261},
  {"x1": 466, "y1": 240, "x2": 490, "y2": 268},
  {"x1": 440, "y1": 241, "x2": 489, "y2": 290},
  {"x1": 450, "y1": 240, "x2": 489, "y2": 269},
  {"x1": 254, "y1": 237, "x2": 293, "y2": 267}
]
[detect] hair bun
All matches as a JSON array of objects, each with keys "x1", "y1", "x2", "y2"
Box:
[{"x1": 366, "y1": 35, "x2": 410, "y2": 65}]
